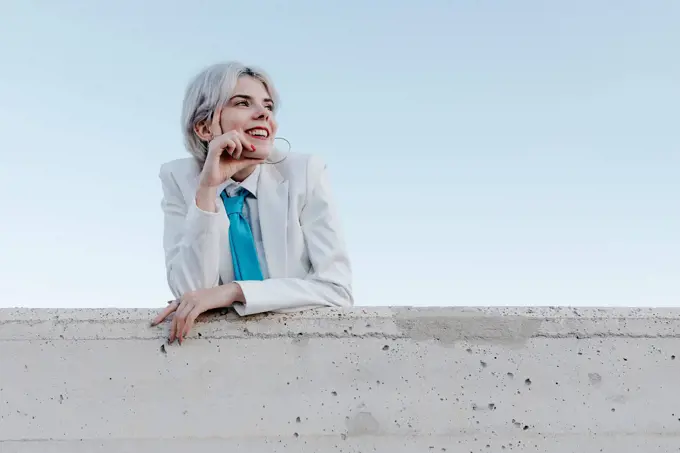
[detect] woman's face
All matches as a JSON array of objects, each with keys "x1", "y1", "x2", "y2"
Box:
[{"x1": 215, "y1": 76, "x2": 278, "y2": 151}]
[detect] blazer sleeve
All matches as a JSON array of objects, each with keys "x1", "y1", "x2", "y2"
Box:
[
  {"x1": 233, "y1": 156, "x2": 353, "y2": 315},
  {"x1": 159, "y1": 163, "x2": 227, "y2": 299}
]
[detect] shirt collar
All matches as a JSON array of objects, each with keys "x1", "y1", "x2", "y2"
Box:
[{"x1": 223, "y1": 164, "x2": 260, "y2": 198}]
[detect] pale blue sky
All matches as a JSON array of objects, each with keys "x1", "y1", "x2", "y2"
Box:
[{"x1": 1, "y1": 1, "x2": 678, "y2": 308}]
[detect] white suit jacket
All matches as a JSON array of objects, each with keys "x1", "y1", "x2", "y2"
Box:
[{"x1": 159, "y1": 151, "x2": 353, "y2": 316}]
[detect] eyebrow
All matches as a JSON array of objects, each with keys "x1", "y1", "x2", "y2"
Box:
[{"x1": 230, "y1": 94, "x2": 274, "y2": 105}]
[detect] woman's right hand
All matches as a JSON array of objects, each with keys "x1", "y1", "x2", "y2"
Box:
[
  {"x1": 198, "y1": 130, "x2": 261, "y2": 188},
  {"x1": 198, "y1": 107, "x2": 264, "y2": 189}
]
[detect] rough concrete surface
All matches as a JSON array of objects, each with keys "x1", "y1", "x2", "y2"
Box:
[{"x1": 1, "y1": 306, "x2": 679, "y2": 452}]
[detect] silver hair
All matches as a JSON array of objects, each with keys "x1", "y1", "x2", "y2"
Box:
[{"x1": 181, "y1": 61, "x2": 281, "y2": 163}]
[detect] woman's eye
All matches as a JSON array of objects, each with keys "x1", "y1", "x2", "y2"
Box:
[
  {"x1": 265, "y1": 105, "x2": 274, "y2": 111},
  {"x1": 236, "y1": 100, "x2": 248, "y2": 106}
]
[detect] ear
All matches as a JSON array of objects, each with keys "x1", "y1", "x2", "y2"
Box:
[{"x1": 194, "y1": 120, "x2": 213, "y2": 142}]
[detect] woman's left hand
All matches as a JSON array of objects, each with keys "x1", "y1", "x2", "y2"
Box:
[{"x1": 151, "y1": 284, "x2": 239, "y2": 344}]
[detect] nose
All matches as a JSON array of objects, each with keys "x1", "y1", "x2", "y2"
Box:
[{"x1": 252, "y1": 103, "x2": 271, "y2": 121}]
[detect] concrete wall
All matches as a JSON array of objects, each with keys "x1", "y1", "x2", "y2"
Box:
[{"x1": 1, "y1": 306, "x2": 679, "y2": 452}]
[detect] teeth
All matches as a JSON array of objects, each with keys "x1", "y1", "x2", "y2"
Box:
[{"x1": 247, "y1": 129, "x2": 268, "y2": 137}]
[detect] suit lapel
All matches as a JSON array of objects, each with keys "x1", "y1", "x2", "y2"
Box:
[{"x1": 257, "y1": 163, "x2": 289, "y2": 278}]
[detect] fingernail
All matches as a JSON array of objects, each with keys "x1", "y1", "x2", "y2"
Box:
[{"x1": 251, "y1": 145, "x2": 256, "y2": 151}]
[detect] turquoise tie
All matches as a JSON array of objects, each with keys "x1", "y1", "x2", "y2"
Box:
[{"x1": 220, "y1": 188, "x2": 264, "y2": 281}]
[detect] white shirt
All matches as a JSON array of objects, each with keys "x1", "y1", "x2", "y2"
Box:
[{"x1": 220, "y1": 164, "x2": 270, "y2": 279}]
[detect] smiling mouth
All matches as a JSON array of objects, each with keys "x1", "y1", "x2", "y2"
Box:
[{"x1": 245, "y1": 128, "x2": 269, "y2": 140}]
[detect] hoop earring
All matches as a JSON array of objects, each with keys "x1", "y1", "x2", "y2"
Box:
[
  {"x1": 265, "y1": 136, "x2": 291, "y2": 164},
  {"x1": 275, "y1": 136, "x2": 291, "y2": 151}
]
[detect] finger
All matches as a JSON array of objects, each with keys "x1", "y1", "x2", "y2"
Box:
[
  {"x1": 175, "y1": 301, "x2": 195, "y2": 345},
  {"x1": 210, "y1": 106, "x2": 223, "y2": 138},
  {"x1": 151, "y1": 301, "x2": 179, "y2": 326},
  {"x1": 220, "y1": 138, "x2": 238, "y2": 158},
  {"x1": 231, "y1": 137, "x2": 244, "y2": 160},
  {"x1": 236, "y1": 131, "x2": 256, "y2": 154},
  {"x1": 169, "y1": 307, "x2": 179, "y2": 344},
  {"x1": 169, "y1": 300, "x2": 187, "y2": 343},
  {"x1": 209, "y1": 135, "x2": 234, "y2": 159},
  {"x1": 181, "y1": 306, "x2": 202, "y2": 341}
]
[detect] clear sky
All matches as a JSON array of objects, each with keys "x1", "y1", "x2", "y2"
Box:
[{"x1": 1, "y1": 1, "x2": 678, "y2": 308}]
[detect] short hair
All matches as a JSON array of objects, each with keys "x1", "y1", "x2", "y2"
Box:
[{"x1": 181, "y1": 62, "x2": 280, "y2": 163}]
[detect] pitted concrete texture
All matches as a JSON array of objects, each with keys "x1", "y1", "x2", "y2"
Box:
[{"x1": 1, "y1": 307, "x2": 680, "y2": 452}]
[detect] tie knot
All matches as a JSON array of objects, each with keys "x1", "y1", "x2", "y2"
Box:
[{"x1": 222, "y1": 188, "x2": 248, "y2": 215}]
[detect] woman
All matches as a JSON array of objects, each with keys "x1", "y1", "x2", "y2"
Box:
[{"x1": 151, "y1": 62, "x2": 353, "y2": 343}]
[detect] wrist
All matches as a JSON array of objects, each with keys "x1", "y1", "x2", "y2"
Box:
[
  {"x1": 224, "y1": 282, "x2": 245, "y2": 305},
  {"x1": 195, "y1": 185, "x2": 218, "y2": 212}
]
